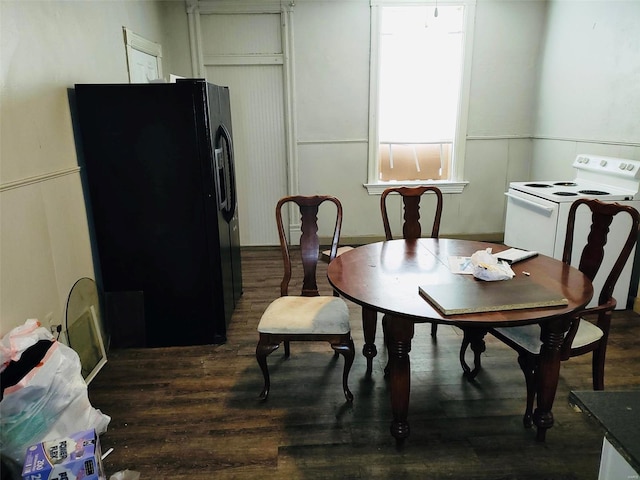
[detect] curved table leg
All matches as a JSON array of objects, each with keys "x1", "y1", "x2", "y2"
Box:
[
  {"x1": 386, "y1": 316, "x2": 415, "y2": 442},
  {"x1": 362, "y1": 307, "x2": 378, "y2": 377},
  {"x1": 459, "y1": 327, "x2": 487, "y2": 379},
  {"x1": 533, "y1": 317, "x2": 571, "y2": 441}
]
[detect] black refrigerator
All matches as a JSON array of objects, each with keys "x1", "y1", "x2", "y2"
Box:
[{"x1": 72, "y1": 79, "x2": 242, "y2": 347}]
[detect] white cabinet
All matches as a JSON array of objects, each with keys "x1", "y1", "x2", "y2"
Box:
[
  {"x1": 598, "y1": 437, "x2": 638, "y2": 480},
  {"x1": 570, "y1": 391, "x2": 640, "y2": 480}
]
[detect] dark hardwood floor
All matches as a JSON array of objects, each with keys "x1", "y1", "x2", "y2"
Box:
[{"x1": 89, "y1": 247, "x2": 640, "y2": 479}]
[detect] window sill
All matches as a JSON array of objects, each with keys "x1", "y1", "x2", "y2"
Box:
[{"x1": 363, "y1": 180, "x2": 469, "y2": 195}]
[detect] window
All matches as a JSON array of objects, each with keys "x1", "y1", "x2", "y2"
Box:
[{"x1": 366, "y1": 1, "x2": 475, "y2": 194}]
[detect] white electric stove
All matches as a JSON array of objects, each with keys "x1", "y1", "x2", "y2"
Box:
[{"x1": 504, "y1": 154, "x2": 640, "y2": 309}]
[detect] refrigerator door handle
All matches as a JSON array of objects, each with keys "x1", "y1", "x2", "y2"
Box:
[
  {"x1": 214, "y1": 147, "x2": 228, "y2": 211},
  {"x1": 215, "y1": 124, "x2": 237, "y2": 223}
]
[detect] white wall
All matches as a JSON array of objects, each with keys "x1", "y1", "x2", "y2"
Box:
[
  {"x1": 467, "y1": 0, "x2": 544, "y2": 137},
  {"x1": 0, "y1": 0, "x2": 191, "y2": 335},
  {"x1": 455, "y1": 0, "x2": 546, "y2": 236},
  {"x1": 531, "y1": 0, "x2": 640, "y2": 180},
  {"x1": 293, "y1": 1, "x2": 375, "y2": 237}
]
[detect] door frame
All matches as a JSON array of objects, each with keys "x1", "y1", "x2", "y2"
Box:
[{"x1": 186, "y1": 0, "x2": 300, "y2": 242}]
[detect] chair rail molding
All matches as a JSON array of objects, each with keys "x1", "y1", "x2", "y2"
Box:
[{"x1": 0, "y1": 167, "x2": 80, "y2": 193}]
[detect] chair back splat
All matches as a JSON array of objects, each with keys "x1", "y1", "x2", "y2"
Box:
[
  {"x1": 276, "y1": 196, "x2": 342, "y2": 296},
  {"x1": 380, "y1": 186, "x2": 443, "y2": 240}
]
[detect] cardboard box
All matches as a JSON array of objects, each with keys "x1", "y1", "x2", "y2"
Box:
[{"x1": 21, "y1": 429, "x2": 105, "y2": 480}]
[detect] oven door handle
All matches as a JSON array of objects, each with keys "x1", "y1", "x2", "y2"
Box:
[{"x1": 504, "y1": 192, "x2": 555, "y2": 214}]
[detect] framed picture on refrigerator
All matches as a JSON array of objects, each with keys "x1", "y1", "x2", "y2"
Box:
[{"x1": 123, "y1": 27, "x2": 163, "y2": 83}]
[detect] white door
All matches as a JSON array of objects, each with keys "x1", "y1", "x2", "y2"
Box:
[{"x1": 200, "y1": 13, "x2": 288, "y2": 246}]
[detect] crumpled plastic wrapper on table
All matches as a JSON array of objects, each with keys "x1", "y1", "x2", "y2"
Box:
[{"x1": 470, "y1": 248, "x2": 515, "y2": 281}]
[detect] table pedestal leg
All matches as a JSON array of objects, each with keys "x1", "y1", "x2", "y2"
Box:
[
  {"x1": 362, "y1": 307, "x2": 378, "y2": 377},
  {"x1": 533, "y1": 317, "x2": 570, "y2": 442},
  {"x1": 386, "y1": 317, "x2": 415, "y2": 442}
]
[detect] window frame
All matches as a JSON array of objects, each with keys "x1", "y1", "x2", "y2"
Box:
[{"x1": 364, "y1": 0, "x2": 476, "y2": 195}]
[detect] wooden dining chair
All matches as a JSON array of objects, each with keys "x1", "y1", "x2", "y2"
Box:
[
  {"x1": 256, "y1": 195, "x2": 355, "y2": 402},
  {"x1": 381, "y1": 186, "x2": 444, "y2": 338},
  {"x1": 462, "y1": 198, "x2": 640, "y2": 428}
]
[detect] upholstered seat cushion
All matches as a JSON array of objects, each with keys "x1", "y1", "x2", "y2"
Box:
[
  {"x1": 258, "y1": 296, "x2": 350, "y2": 335},
  {"x1": 493, "y1": 318, "x2": 604, "y2": 354}
]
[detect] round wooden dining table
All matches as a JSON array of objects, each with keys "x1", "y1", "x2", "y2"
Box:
[{"x1": 327, "y1": 238, "x2": 593, "y2": 443}]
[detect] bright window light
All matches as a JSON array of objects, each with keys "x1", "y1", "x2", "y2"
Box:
[{"x1": 375, "y1": 5, "x2": 466, "y2": 183}]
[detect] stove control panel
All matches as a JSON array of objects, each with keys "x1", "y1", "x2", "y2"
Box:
[{"x1": 574, "y1": 154, "x2": 640, "y2": 179}]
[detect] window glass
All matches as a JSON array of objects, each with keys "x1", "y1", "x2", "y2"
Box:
[{"x1": 368, "y1": 3, "x2": 471, "y2": 190}]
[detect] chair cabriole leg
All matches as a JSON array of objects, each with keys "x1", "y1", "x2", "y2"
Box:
[
  {"x1": 332, "y1": 338, "x2": 355, "y2": 402},
  {"x1": 256, "y1": 339, "x2": 280, "y2": 400},
  {"x1": 518, "y1": 353, "x2": 537, "y2": 428}
]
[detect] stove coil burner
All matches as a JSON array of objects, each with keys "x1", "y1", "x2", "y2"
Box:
[
  {"x1": 579, "y1": 190, "x2": 610, "y2": 196},
  {"x1": 553, "y1": 182, "x2": 577, "y2": 187},
  {"x1": 525, "y1": 183, "x2": 553, "y2": 188},
  {"x1": 554, "y1": 192, "x2": 578, "y2": 196}
]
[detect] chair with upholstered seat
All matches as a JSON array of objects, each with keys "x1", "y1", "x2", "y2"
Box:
[
  {"x1": 256, "y1": 195, "x2": 355, "y2": 402},
  {"x1": 463, "y1": 198, "x2": 640, "y2": 428},
  {"x1": 381, "y1": 186, "x2": 443, "y2": 338}
]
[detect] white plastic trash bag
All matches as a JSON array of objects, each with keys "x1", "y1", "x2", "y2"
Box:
[
  {"x1": 0, "y1": 319, "x2": 53, "y2": 368},
  {"x1": 470, "y1": 248, "x2": 515, "y2": 281},
  {"x1": 0, "y1": 319, "x2": 111, "y2": 464}
]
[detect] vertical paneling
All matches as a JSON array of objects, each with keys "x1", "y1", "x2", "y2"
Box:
[
  {"x1": 206, "y1": 65, "x2": 287, "y2": 246},
  {"x1": 200, "y1": 13, "x2": 287, "y2": 246}
]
